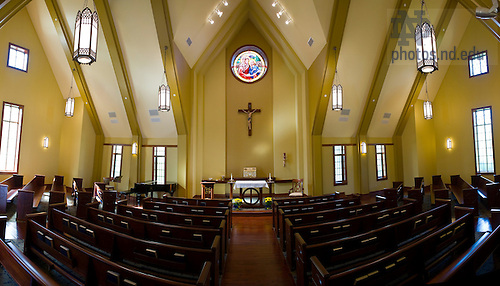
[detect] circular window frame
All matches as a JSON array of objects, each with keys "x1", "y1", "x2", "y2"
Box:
[{"x1": 230, "y1": 45, "x2": 268, "y2": 83}]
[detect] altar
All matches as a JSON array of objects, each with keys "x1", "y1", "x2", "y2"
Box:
[{"x1": 232, "y1": 180, "x2": 269, "y2": 207}]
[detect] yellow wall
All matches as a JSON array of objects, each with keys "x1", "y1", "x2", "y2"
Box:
[
  {"x1": 0, "y1": 9, "x2": 67, "y2": 185},
  {"x1": 435, "y1": 18, "x2": 498, "y2": 181},
  {"x1": 226, "y1": 21, "x2": 274, "y2": 178}
]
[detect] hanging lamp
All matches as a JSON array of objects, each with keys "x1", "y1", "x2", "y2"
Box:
[
  {"x1": 331, "y1": 47, "x2": 343, "y2": 111},
  {"x1": 415, "y1": 0, "x2": 438, "y2": 73},
  {"x1": 158, "y1": 46, "x2": 171, "y2": 112},
  {"x1": 423, "y1": 80, "x2": 433, "y2": 120},
  {"x1": 73, "y1": 0, "x2": 99, "y2": 65},
  {"x1": 65, "y1": 79, "x2": 75, "y2": 117}
]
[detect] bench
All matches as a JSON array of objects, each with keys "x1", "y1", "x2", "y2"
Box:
[
  {"x1": 428, "y1": 222, "x2": 500, "y2": 284},
  {"x1": 17, "y1": 175, "x2": 47, "y2": 221},
  {"x1": 284, "y1": 200, "x2": 417, "y2": 270},
  {"x1": 1, "y1": 174, "x2": 24, "y2": 203},
  {"x1": 296, "y1": 203, "x2": 452, "y2": 285},
  {"x1": 471, "y1": 174, "x2": 500, "y2": 208},
  {"x1": 310, "y1": 209, "x2": 475, "y2": 286},
  {"x1": 50, "y1": 175, "x2": 65, "y2": 192},
  {"x1": 86, "y1": 206, "x2": 227, "y2": 271},
  {"x1": 116, "y1": 204, "x2": 228, "y2": 256},
  {"x1": 407, "y1": 177, "x2": 425, "y2": 212},
  {"x1": 143, "y1": 200, "x2": 232, "y2": 231},
  {"x1": 25, "y1": 213, "x2": 211, "y2": 286},
  {"x1": 431, "y1": 175, "x2": 450, "y2": 205},
  {"x1": 272, "y1": 193, "x2": 341, "y2": 232},
  {"x1": 276, "y1": 196, "x2": 361, "y2": 244},
  {"x1": 449, "y1": 175, "x2": 478, "y2": 215},
  {"x1": 278, "y1": 199, "x2": 384, "y2": 252},
  {"x1": 0, "y1": 239, "x2": 58, "y2": 285},
  {"x1": 48, "y1": 208, "x2": 220, "y2": 286}
]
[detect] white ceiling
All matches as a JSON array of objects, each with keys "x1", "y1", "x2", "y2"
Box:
[{"x1": 21, "y1": 0, "x2": 487, "y2": 140}]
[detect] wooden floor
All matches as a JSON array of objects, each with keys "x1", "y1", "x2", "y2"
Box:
[{"x1": 221, "y1": 214, "x2": 295, "y2": 286}]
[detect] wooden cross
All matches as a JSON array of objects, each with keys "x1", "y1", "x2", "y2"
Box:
[{"x1": 238, "y1": 102, "x2": 261, "y2": 136}]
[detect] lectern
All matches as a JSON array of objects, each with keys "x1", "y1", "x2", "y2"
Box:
[{"x1": 201, "y1": 181, "x2": 215, "y2": 199}]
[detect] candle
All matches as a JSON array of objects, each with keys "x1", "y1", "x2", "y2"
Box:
[
  {"x1": 230, "y1": 173, "x2": 233, "y2": 180},
  {"x1": 269, "y1": 173, "x2": 272, "y2": 179}
]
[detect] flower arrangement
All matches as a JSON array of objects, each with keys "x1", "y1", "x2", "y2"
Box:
[
  {"x1": 232, "y1": 198, "x2": 243, "y2": 210},
  {"x1": 264, "y1": 197, "x2": 273, "y2": 210}
]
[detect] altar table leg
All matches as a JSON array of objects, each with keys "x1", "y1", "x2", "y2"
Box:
[{"x1": 259, "y1": 187, "x2": 263, "y2": 207}]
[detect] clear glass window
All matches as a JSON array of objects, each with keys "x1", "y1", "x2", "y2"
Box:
[{"x1": 0, "y1": 102, "x2": 23, "y2": 173}]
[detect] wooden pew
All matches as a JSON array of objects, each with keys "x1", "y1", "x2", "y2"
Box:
[
  {"x1": 272, "y1": 193, "x2": 341, "y2": 233},
  {"x1": 116, "y1": 204, "x2": 228, "y2": 257},
  {"x1": 155, "y1": 196, "x2": 232, "y2": 234},
  {"x1": 471, "y1": 174, "x2": 500, "y2": 208},
  {"x1": 48, "y1": 208, "x2": 220, "y2": 286},
  {"x1": 25, "y1": 213, "x2": 211, "y2": 286},
  {"x1": 159, "y1": 196, "x2": 232, "y2": 207},
  {"x1": 310, "y1": 209, "x2": 475, "y2": 286},
  {"x1": 284, "y1": 201, "x2": 417, "y2": 270},
  {"x1": 17, "y1": 175, "x2": 47, "y2": 221},
  {"x1": 86, "y1": 206, "x2": 227, "y2": 271},
  {"x1": 0, "y1": 239, "x2": 58, "y2": 285},
  {"x1": 427, "y1": 223, "x2": 500, "y2": 285},
  {"x1": 50, "y1": 175, "x2": 65, "y2": 192},
  {"x1": 0, "y1": 174, "x2": 24, "y2": 203},
  {"x1": 0, "y1": 184, "x2": 7, "y2": 214},
  {"x1": 432, "y1": 175, "x2": 450, "y2": 205},
  {"x1": 407, "y1": 177, "x2": 425, "y2": 212},
  {"x1": 373, "y1": 187, "x2": 402, "y2": 209},
  {"x1": 296, "y1": 203, "x2": 452, "y2": 286},
  {"x1": 278, "y1": 199, "x2": 381, "y2": 252},
  {"x1": 277, "y1": 196, "x2": 361, "y2": 245},
  {"x1": 0, "y1": 214, "x2": 6, "y2": 240},
  {"x1": 449, "y1": 175, "x2": 478, "y2": 215},
  {"x1": 94, "y1": 182, "x2": 117, "y2": 212},
  {"x1": 143, "y1": 200, "x2": 232, "y2": 229}
]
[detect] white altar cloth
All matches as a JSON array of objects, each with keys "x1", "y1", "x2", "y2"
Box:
[{"x1": 233, "y1": 180, "x2": 269, "y2": 190}]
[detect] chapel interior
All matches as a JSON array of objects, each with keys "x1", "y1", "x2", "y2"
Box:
[{"x1": 1, "y1": 0, "x2": 500, "y2": 285}]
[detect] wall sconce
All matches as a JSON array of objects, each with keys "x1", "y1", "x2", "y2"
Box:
[
  {"x1": 446, "y1": 138, "x2": 452, "y2": 150},
  {"x1": 132, "y1": 142, "x2": 138, "y2": 155},
  {"x1": 283, "y1": 153, "x2": 287, "y2": 167},
  {"x1": 360, "y1": 142, "x2": 367, "y2": 154},
  {"x1": 43, "y1": 137, "x2": 49, "y2": 149}
]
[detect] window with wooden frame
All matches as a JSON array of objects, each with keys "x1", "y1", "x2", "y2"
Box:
[
  {"x1": 375, "y1": 144, "x2": 387, "y2": 181},
  {"x1": 7, "y1": 43, "x2": 29, "y2": 72},
  {"x1": 153, "y1": 146, "x2": 166, "y2": 184},
  {"x1": 333, "y1": 145, "x2": 347, "y2": 185},
  {"x1": 468, "y1": 51, "x2": 488, "y2": 78},
  {"x1": 110, "y1": 145, "x2": 123, "y2": 178},
  {"x1": 472, "y1": 106, "x2": 495, "y2": 174},
  {"x1": 0, "y1": 102, "x2": 24, "y2": 173}
]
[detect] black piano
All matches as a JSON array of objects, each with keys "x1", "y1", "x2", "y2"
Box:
[{"x1": 130, "y1": 181, "x2": 177, "y2": 198}]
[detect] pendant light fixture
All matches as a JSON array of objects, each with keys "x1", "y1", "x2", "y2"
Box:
[
  {"x1": 331, "y1": 47, "x2": 343, "y2": 111},
  {"x1": 65, "y1": 79, "x2": 75, "y2": 117},
  {"x1": 158, "y1": 46, "x2": 171, "y2": 112},
  {"x1": 415, "y1": 0, "x2": 438, "y2": 73},
  {"x1": 73, "y1": 0, "x2": 99, "y2": 65},
  {"x1": 423, "y1": 80, "x2": 433, "y2": 120}
]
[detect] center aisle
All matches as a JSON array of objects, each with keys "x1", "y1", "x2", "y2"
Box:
[{"x1": 221, "y1": 214, "x2": 295, "y2": 285}]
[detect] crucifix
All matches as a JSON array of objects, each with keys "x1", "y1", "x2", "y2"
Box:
[{"x1": 238, "y1": 102, "x2": 261, "y2": 136}]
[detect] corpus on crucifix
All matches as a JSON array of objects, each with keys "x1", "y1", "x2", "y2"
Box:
[{"x1": 238, "y1": 102, "x2": 261, "y2": 136}]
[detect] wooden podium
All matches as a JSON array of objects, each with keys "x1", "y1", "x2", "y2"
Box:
[{"x1": 201, "y1": 181, "x2": 215, "y2": 199}]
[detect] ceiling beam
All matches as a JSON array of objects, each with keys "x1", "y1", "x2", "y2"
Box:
[
  {"x1": 458, "y1": 0, "x2": 500, "y2": 41},
  {"x1": 311, "y1": 0, "x2": 351, "y2": 136},
  {"x1": 0, "y1": 0, "x2": 30, "y2": 29},
  {"x1": 94, "y1": 0, "x2": 141, "y2": 138},
  {"x1": 151, "y1": 0, "x2": 187, "y2": 135},
  {"x1": 356, "y1": 0, "x2": 413, "y2": 138},
  {"x1": 44, "y1": 0, "x2": 103, "y2": 136},
  {"x1": 394, "y1": 0, "x2": 458, "y2": 137}
]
